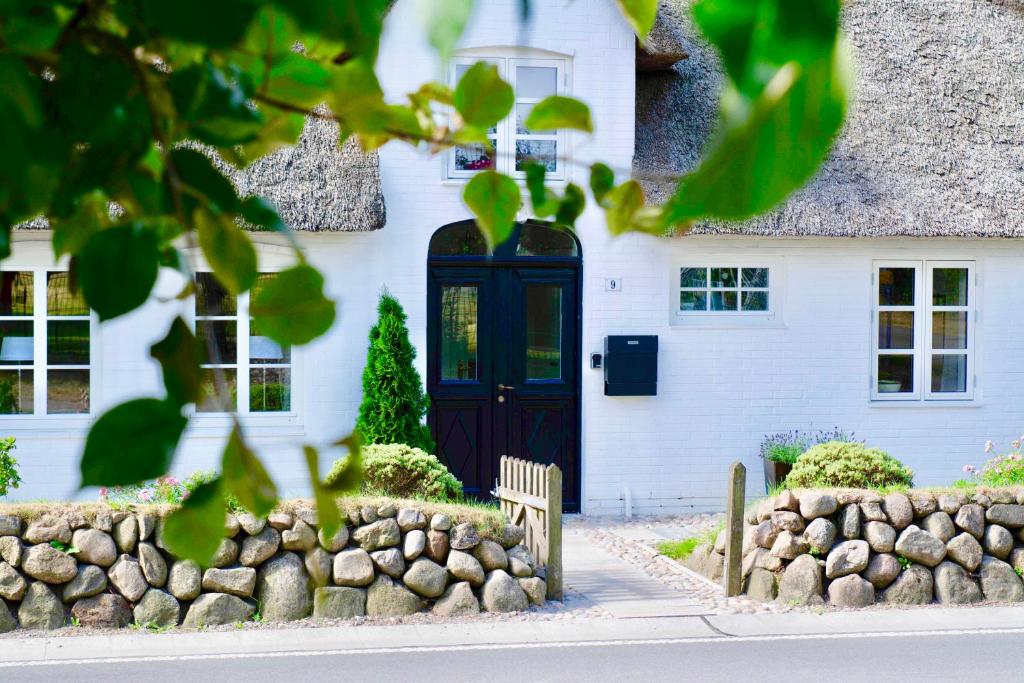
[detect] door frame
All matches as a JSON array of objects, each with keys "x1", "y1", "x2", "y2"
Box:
[{"x1": 426, "y1": 220, "x2": 583, "y2": 511}]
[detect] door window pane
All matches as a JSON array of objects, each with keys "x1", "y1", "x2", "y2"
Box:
[
  {"x1": 879, "y1": 267, "x2": 915, "y2": 306},
  {"x1": 741, "y1": 268, "x2": 769, "y2": 288},
  {"x1": 878, "y1": 311, "x2": 914, "y2": 349},
  {"x1": 0, "y1": 369, "x2": 33, "y2": 414},
  {"x1": 516, "y1": 66, "x2": 557, "y2": 98},
  {"x1": 932, "y1": 354, "x2": 967, "y2": 393},
  {"x1": 430, "y1": 222, "x2": 488, "y2": 256},
  {"x1": 933, "y1": 268, "x2": 968, "y2": 306},
  {"x1": 47, "y1": 272, "x2": 88, "y2": 315},
  {"x1": 47, "y1": 369, "x2": 89, "y2": 414},
  {"x1": 516, "y1": 224, "x2": 578, "y2": 257},
  {"x1": 526, "y1": 285, "x2": 561, "y2": 380},
  {"x1": 0, "y1": 322, "x2": 34, "y2": 365},
  {"x1": 453, "y1": 143, "x2": 496, "y2": 172},
  {"x1": 0, "y1": 272, "x2": 33, "y2": 315},
  {"x1": 878, "y1": 355, "x2": 914, "y2": 394},
  {"x1": 250, "y1": 368, "x2": 291, "y2": 412},
  {"x1": 441, "y1": 286, "x2": 478, "y2": 381},
  {"x1": 932, "y1": 312, "x2": 967, "y2": 350}
]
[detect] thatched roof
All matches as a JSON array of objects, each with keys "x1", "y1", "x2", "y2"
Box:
[{"x1": 636, "y1": 0, "x2": 1024, "y2": 238}]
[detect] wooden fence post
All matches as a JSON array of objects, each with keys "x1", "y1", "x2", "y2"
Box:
[
  {"x1": 723, "y1": 461, "x2": 746, "y2": 597},
  {"x1": 545, "y1": 464, "x2": 563, "y2": 601}
]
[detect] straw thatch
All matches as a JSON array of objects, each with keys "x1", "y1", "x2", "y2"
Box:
[{"x1": 636, "y1": 0, "x2": 1024, "y2": 237}]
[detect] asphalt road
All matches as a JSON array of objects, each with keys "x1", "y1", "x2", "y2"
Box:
[{"x1": 5, "y1": 630, "x2": 1023, "y2": 682}]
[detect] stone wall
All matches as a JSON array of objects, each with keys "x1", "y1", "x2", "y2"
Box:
[
  {"x1": 0, "y1": 502, "x2": 544, "y2": 632},
  {"x1": 687, "y1": 488, "x2": 1024, "y2": 607}
]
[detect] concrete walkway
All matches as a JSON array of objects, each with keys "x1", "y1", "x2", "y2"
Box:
[{"x1": 562, "y1": 529, "x2": 710, "y2": 618}]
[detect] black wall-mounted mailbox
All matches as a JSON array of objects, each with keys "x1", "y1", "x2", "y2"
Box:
[{"x1": 604, "y1": 335, "x2": 658, "y2": 396}]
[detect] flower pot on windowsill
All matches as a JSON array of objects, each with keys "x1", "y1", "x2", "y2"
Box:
[{"x1": 763, "y1": 458, "x2": 793, "y2": 492}]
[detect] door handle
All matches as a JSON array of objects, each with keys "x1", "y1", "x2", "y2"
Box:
[{"x1": 498, "y1": 384, "x2": 516, "y2": 391}]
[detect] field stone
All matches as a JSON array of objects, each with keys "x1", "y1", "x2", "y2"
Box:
[
  {"x1": 983, "y1": 524, "x2": 1014, "y2": 560},
  {"x1": 182, "y1": 593, "x2": 255, "y2": 628},
  {"x1": 24, "y1": 514, "x2": 72, "y2": 544},
  {"x1": 770, "y1": 530, "x2": 809, "y2": 560},
  {"x1": 0, "y1": 514, "x2": 20, "y2": 537},
  {"x1": 803, "y1": 518, "x2": 837, "y2": 554},
  {"x1": 153, "y1": 518, "x2": 167, "y2": 550},
  {"x1": 305, "y1": 548, "x2": 333, "y2": 588},
  {"x1": 955, "y1": 504, "x2": 986, "y2": 538},
  {"x1": 449, "y1": 523, "x2": 481, "y2": 550},
  {"x1": 880, "y1": 564, "x2": 934, "y2": 604},
  {"x1": 495, "y1": 523, "x2": 525, "y2": 549},
  {"x1": 447, "y1": 550, "x2": 485, "y2": 586},
  {"x1": 1011, "y1": 548, "x2": 1024, "y2": 573},
  {"x1": 167, "y1": 560, "x2": 202, "y2": 600},
  {"x1": 859, "y1": 502, "x2": 887, "y2": 523},
  {"x1": 838, "y1": 504, "x2": 861, "y2": 539},
  {"x1": 67, "y1": 529, "x2": 115, "y2": 569},
  {"x1": 777, "y1": 554, "x2": 823, "y2": 606},
  {"x1": 209, "y1": 538, "x2": 239, "y2": 568},
  {"x1": 403, "y1": 529, "x2": 426, "y2": 561},
  {"x1": 317, "y1": 526, "x2": 349, "y2": 552},
  {"x1": 432, "y1": 581, "x2": 480, "y2": 616},
  {"x1": 425, "y1": 530, "x2": 450, "y2": 563},
  {"x1": 23, "y1": 544, "x2": 77, "y2": 584},
  {"x1": 934, "y1": 561, "x2": 983, "y2": 604},
  {"x1": 936, "y1": 494, "x2": 961, "y2": 515},
  {"x1": 863, "y1": 553, "x2": 901, "y2": 590},
  {"x1": 19, "y1": 582, "x2": 65, "y2": 630},
  {"x1": 0, "y1": 602, "x2": 14, "y2": 634},
  {"x1": 202, "y1": 567, "x2": 257, "y2": 598},
  {"x1": 882, "y1": 493, "x2": 914, "y2": 530},
  {"x1": 742, "y1": 524, "x2": 756, "y2": 555},
  {"x1": 771, "y1": 511, "x2": 804, "y2": 534},
  {"x1": 113, "y1": 517, "x2": 138, "y2": 553},
  {"x1": 268, "y1": 512, "x2": 294, "y2": 530},
  {"x1": 753, "y1": 520, "x2": 779, "y2": 549},
  {"x1": 71, "y1": 593, "x2": 132, "y2": 628},
  {"x1": 774, "y1": 490, "x2": 799, "y2": 511},
  {"x1": 979, "y1": 556, "x2": 1024, "y2": 602},
  {"x1": 518, "y1": 577, "x2": 546, "y2": 606},
  {"x1": 864, "y1": 521, "x2": 896, "y2": 553},
  {"x1": 744, "y1": 567, "x2": 777, "y2": 602},
  {"x1": 946, "y1": 533, "x2": 983, "y2": 572},
  {"x1": 0, "y1": 536, "x2": 21, "y2": 566},
  {"x1": 825, "y1": 540, "x2": 870, "y2": 579},
  {"x1": 473, "y1": 540, "x2": 509, "y2": 571},
  {"x1": 376, "y1": 503, "x2": 398, "y2": 519},
  {"x1": 137, "y1": 514, "x2": 157, "y2": 541},
  {"x1": 282, "y1": 520, "x2": 317, "y2": 552},
  {"x1": 257, "y1": 552, "x2": 312, "y2": 622},
  {"x1": 133, "y1": 589, "x2": 180, "y2": 627},
  {"x1": 922, "y1": 512, "x2": 956, "y2": 543},
  {"x1": 333, "y1": 549, "x2": 375, "y2": 587},
  {"x1": 403, "y1": 558, "x2": 448, "y2": 598},
  {"x1": 986, "y1": 504, "x2": 1024, "y2": 528},
  {"x1": 371, "y1": 547, "x2": 406, "y2": 578},
  {"x1": 62, "y1": 564, "x2": 107, "y2": 603},
  {"x1": 224, "y1": 513, "x2": 241, "y2": 537},
  {"x1": 508, "y1": 545, "x2": 536, "y2": 573},
  {"x1": 313, "y1": 586, "x2": 366, "y2": 619},
  {"x1": 828, "y1": 574, "x2": 875, "y2": 608},
  {"x1": 397, "y1": 508, "x2": 427, "y2": 532},
  {"x1": 430, "y1": 514, "x2": 452, "y2": 532},
  {"x1": 894, "y1": 525, "x2": 946, "y2": 567},
  {"x1": 799, "y1": 492, "x2": 838, "y2": 520},
  {"x1": 742, "y1": 548, "x2": 782, "y2": 577},
  {"x1": 138, "y1": 542, "x2": 168, "y2": 587},
  {"x1": 240, "y1": 527, "x2": 281, "y2": 567},
  {"x1": 713, "y1": 529, "x2": 726, "y2": 554},
  {"x1": 908, "y1": 491, "x2": 937, "y2": 517},
  {"x1": 480, "y1": 569, "x2": 529, "y2": 612},
  {"x1": 357, "y1": 506, "x2": 377, "y2": 524},
  {"x1": 236, "y1": 512, "x2": 266, "y2": 536},
  {"x1": 366, "y1": 575, "x2": 424, "y2": 617},
  {"x1": 704, "y1": 551, "x2": 724, "y2": 581},
  {"x1": 0, "y1": 561, "x2": 27, "y2": 601},
  {"x1": 352, "y1": 519, "x2": 401, "y2": 551}
]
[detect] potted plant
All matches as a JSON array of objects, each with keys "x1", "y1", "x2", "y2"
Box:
[{"x1": 759, "y1": 428, "x2": 861, "y2": 492}]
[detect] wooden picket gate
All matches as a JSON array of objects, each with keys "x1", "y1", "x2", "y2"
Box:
[{"x1": 497, "y1": 455, "x2": 563, "y2": 600}]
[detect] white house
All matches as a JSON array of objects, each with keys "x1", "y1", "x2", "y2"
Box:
[{"x1": 4, "y1": 0, "x2": 1024, "y2": 514}]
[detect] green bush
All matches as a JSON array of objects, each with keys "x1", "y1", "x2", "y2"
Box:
[
  {"x1": 326, "y1": 443, "x2": 462, "y2": 502},
  {"x1": 0, "y1": 437, "x2": 21, "y2": 497},
  {"x1": 785, "y1": 441, "x2": 914, "y2": 489}
]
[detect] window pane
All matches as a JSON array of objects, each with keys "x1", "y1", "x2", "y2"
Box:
[
  {"x1": 198, "y1": 368, "x2": 236, "y2": 412},
  {"x1": 516, "y1": 66, "x2": 557, "y2": 98},
  {"x1": 879, "y1": 267, "x2": 915, "y2": 306},
  {"x1": 878, "y1": 355, "x2": 914, "y2": 394},
  {"x1": 47, "y1": 320, "x2": 90, "y2": 365},
  {"x1": 516, "y1": 103, "x2": 535, "y2": 134},
  {"x1": 710, "y1": 291, "x2": 738, "y2": 311},
  {"x1": 453, "y1": 143, "x2": 495, "y2": 172},
  {"x1": 250, "y1": 322, "x2": 291, "y2": 364},
  {"x1": 525, "y1": 285, "x2": 561, "y2": 380},
  {"x1": 47, "y1": 272, "x2": 88, "y2": 316},
  {"x1": 710, "y1": 268, "x2": 737, "y2": 288},
  {"x1": 933, "y1": 268, "x2": 968, "y2": 306},
  {"x1": 196, "y1": 273, "x2": 236, "y2": 316},
  {"x1": 742, "y1": 291, "x2": 768, "y2": 311},
  {"x1": 516, "y1": 224, "x2": 578, "y2": 257},
  {"x1": 0, "y1": 321, "x2": 34, "y2": 365},
  {"x1": 878, "y1": 311, "x2": 914, "y2": 349},
  {"x1": 741, "y1": 268, "x2": 769, "y2": 288},
  {"x1": 430, "y1": 222, "x2": 489, "y2": 256},
  {"x1": 515, "y1": 139, "x2": 556, "y2": 172},
  {"x1": 47, "y1": 369, "x2": 89, "y2": 414},
  {"x1": 932, "y1": 312, "x2": 967, "y2": 349},
  {"x1": 441, "y1": 286, "x2": 478, "y2": 381},
  {"x1": 0, "y1": 272, "x2": 33, "y2": 316},
  {"x1": 197, "y1": 320, "x2": 237, "y2": 364},
  {"x1": 932, "y1": 354, "x2": 967, "y2": 393},
  {"x1": 0, "y1": 369, "x2": 33, "y2": 414},
  {"x1": 680, "y1": 291, "x2": 707, "y2": 311},
  {"x1": 680, "y1": 268, "x2": 706, "y2": 288},
  {"x1": 250, "y1": 367, "x2": 291, "y2": 412}
]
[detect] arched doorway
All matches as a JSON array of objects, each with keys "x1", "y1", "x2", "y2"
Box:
[{"x1": 426, "y1": 221, "x2": 581, "y2": 511}]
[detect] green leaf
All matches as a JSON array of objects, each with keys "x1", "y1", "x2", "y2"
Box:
[
  {"x1": 150, "y1": 317, "x2": 204, "y2": 405},
  {"x1": 525, "y1": 162, "x2": 556, "y2": 217},
  {"x1": 170, "y1": 148, "x2": 241, "y2": 214},
  {"x1": 524, "y1": 96, "x2": 593, "y2": 133},
  {"x1": 77, "y1": 224, "x2": 160, "y2": 321},
  {"x1": 51, "y1": 190, "x2": 111, "y2": 259},
  {"x1": 195, "y1": 210, "x2": 258, "y2": 296},
  {"x1": 555, "y1": 184, "x2": 586, "y2": 229},
  {"x1": 221, "y1": 426, "x2": 277, "y2": 517},
  {"x1": 616, "y1": 0, "x2": 659, "y2": 40},
  {"x1": 274, "y1": 0, "x2": 390, "y2": 62},
  {"x1": 419, "y1": 0, "x2": 475, "y2": 63},
  {"x1": 603, "y1": 180, "x2": 646, "y2": 235},
  {"x1": 303, "y1": 445, "x2": 341, "y2": 539},
  {"x1": 462, "y1": 171, "x2": 521, "y2": 250},
  {"x1": 323, "y1": 433, "x2": 362, "y2": 493},
  {"x1": 168, "y1": 62, "x2": 264, "y2": 147},
  {"x1": 162, "y1": 478, "x2": 226, "y2": 566},
  {"x1": 589, "y1": 163, "x2": 615, "y2": 204},
  {"x1": 454, "y1": 62, "x2": 514, "y2": 129},
  {"x1": 138, "y1": 0, "x2": 260, "y2": 48},
  {"x1": 250, "y1": 264, "x2": 336, "y2": 345},
  {"x1": 80, "y1": 399, "x2": 188, "y2": 487}
]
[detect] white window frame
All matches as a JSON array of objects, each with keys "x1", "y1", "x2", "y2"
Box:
[
  {"x1": 446, "y1": 54, "x2": 569, "y2": 181},
  {"x1": 871, "y1": 260, "x2": 974, "y2": 402},
  {"x1": 676, "y1": 265, "x2": 774, "y2": 317}
]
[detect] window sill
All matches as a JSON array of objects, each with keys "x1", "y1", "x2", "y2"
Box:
[
  {"x1": 867, "y1": 399, "x2": 982, "y2": 409},
  {"x1": 0, "y1": 415, "x2": 93, "y2": 434},
  {"x1": 187, "y1": 413, "x2": 305, "y2": 437},
  {"x1": 670, "y1": 314, "x2": 786, "y2": 330},
  {"x1": 440, "y1": 176, "x2": 568, "y2": 188}
]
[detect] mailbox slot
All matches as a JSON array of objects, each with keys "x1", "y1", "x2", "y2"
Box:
[{"x1": 604, "y1": 335, "x2": 657, "y2": 396}]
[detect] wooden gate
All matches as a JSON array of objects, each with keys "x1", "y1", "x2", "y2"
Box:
[{"x1": 497, "y1": 455, "x2": 563, "y2": 600}]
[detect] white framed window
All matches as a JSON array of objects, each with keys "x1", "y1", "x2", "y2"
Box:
[
  {"x1": 0, "y1": 269, "x2": 92, "y2": 416},
  {"x1": 194, "y1": 273, "x2": 293, "y2": 415},
  {"x1": 872, "y1": 260, "x2": 974, "y2": 401},
  {"x1": 447, "y1": 55, "x2": 568, "y2": 181},
  {"x1": 678, "y1": 266, "x2": 771, "y2": 314}
]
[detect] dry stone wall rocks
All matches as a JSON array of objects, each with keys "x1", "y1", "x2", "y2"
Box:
[
  {"x1": 72, "y1": 593, "x2": 132, "y2": 628},
  {"x1": 23, "y1": 545, "x2": 77, "y2": 583},
  {"x1": 432, "y1": 581, "x2": 480, "y2": 616},
  {"x1": 313, "y1": 586, "x2": 366, "y2": 619}
]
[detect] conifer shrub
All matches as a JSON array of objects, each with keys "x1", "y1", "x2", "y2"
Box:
[
  {"x1": 326, "y1": 444, "x2": 462, "y2": 501},
  {"x1": 786, "y1": 441, "x2": 914, "y2": 489},
  {"x1": 356, "y1": 292, "x2": 434, "y2": 452}
]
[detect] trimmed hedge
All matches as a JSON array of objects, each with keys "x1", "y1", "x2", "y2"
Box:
[
  {"x1": 785, "y1": 441, "x2": 914, "y2": 489},
  {"x1": 327, "y1": 443, "x2": 463, "y2": 501}
]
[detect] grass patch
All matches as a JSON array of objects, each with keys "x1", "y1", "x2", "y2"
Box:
[{"x1": 657, "y1": 519, "x2": 725, "y2": 561}]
